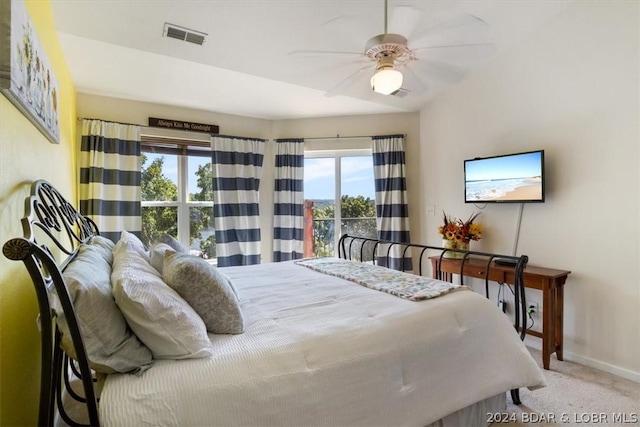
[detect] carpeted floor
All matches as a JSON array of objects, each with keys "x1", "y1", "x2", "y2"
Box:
[{"x1": 495, "y1": 347, "x2": 639, "y2": 426}]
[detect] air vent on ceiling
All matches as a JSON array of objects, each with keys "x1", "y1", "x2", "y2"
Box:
[{"x1": 163, "y1": 23, "x2": 207, "y2": 46}]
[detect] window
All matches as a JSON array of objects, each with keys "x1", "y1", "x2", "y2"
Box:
[
  {"x1": 304, "y1": 148, "x2": 376, "y2": 257},
  {"x1": 141, "y1": 135, "x2": 215, "y2": 258}
]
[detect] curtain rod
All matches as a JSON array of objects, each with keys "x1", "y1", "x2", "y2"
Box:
[
  {"x1": 212, "y1": 134, "x2": 267, "y2": 142},
  {"x1": 77, "y1": 117, "x2": 144, "y2": 127},
  {"x1": 78, "y1": 118, "x2": 268, "y2": 141},
  {"x1": 301, "y1": 133, "x2": 406, "y2": 141}
]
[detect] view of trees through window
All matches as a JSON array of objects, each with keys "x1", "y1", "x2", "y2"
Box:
[
  {"x1": 304, "y1": 155, "x2": 377, "y2": 258},
  {"x1": 141, "y1": 153, "x2": 216, "y2": 258},
  {"x1": 141, "y1": 149, "x2": 376, "y2": 260}
]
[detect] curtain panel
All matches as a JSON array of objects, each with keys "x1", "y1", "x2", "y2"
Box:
[
  {"x1": 273, "y1": 138, "x2": 305, "y2": 262},
  {"x1": 78, "y1": 119, "x2": 141, "y2": 243},
  {"x1": 211, "y1": 136, "x2": 264, "y2": 267},
  {"x1": 372, "y1": 134, "x2": 412, "y2": 271}
]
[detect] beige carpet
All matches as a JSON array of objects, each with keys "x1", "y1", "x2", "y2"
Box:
[{"x1": 495, "y1": 347, "x2": 639, "y2": 426}]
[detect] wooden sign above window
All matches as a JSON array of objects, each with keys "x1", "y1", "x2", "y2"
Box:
[{"x1": 148, "y1": 117, "x2": 219, "y2": 134}]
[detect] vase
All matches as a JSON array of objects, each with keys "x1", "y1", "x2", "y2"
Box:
[{"x1": 442, "y1": 239, "x2": 469, "y2": 259}]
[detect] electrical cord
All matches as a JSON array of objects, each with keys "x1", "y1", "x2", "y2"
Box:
[
  {"x1": 527, "y1": 309, "x2": 535, "y2": 329},
  {"x1": 498, "y1": 281, "x2": 535, "y2": 329}
]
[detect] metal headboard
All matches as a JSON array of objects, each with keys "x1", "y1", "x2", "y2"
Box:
[
  {"x1": 2, "y1": 180, "x2": 100, "y2": 427},
  {"x1": 337, "y1": 233, "x2": 529, "y2": 405}
]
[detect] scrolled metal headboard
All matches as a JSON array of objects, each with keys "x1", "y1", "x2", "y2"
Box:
[{"x1": 2, "y1": 180, "x2": 100, "y2": 427}]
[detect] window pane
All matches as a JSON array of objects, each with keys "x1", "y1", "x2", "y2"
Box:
[
  {"x1": 190, "y1": 206, "x2": 215, "y2": 258},
  {"x1": 188, "y1": 157, "x2": 213, "y2": 202},
  {"x1": 141, "y1": 206, "x2": 177, "y2": 246},
  {"x1": 304, "y1": 158, "x2": 335, "y2": 257},
  {"x1": 341, "y1": 156, "x2": 376, "y2": 260},
  {"x1": 340, "y1": 156, "x2": 376, "y2": 239},
  {"x1": 141, "y1": 153, "x2": 178, "y2": 201}
]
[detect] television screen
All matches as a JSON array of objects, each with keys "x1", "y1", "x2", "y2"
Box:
[{"x1": 464, "y1": 150, "x2": 545, "y2": 203}]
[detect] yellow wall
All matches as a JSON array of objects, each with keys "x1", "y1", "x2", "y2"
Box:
[{"x1": 0, "y1": 0, "x2": 76, "y2": 425}]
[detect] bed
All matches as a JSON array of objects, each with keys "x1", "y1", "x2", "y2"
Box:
[{"x1": 3, "y1": 180, "x2": 546, "y2": 427}]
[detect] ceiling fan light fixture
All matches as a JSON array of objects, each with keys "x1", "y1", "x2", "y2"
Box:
[{"x1": 371, "y1": 68, "x2": 403, "y2": 95}]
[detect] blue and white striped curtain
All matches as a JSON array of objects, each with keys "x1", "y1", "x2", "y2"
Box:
[
  {"x1": 79, "y1": 119, "x2": 141, "y2": 243},
  {"x1": 211, "y1": 136, "x2": 264, "y2": 267},
  {"x1": 372, "y1": 134, "x2": 412, "y2": 271},
  {"x1": 273, "y1": 138, "x2": 304, "y2": 262}
]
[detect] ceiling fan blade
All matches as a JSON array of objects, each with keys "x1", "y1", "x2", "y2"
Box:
[
  {"x1": 320, "y1": 15, "x2": 370, "y2": 47},
  {"x1": 411, "y1": 59, "x2": 468, "y2": 85},
  {"x1": 413, "y1": 42, "x2": 497, "y2": 72},
  {"x1": 398, "y1": 65, "x2": 428, "y2": 96},
  {"x1": 325, "y1": 65, "x2": 374, "y2": 97},
  {"x1": 289, "y1": 49, "x2": 364, "y2": 58},
  {"x1": 410, "y1": 13, "x2": 490, "y2": 47},
  {"x1": 412, "y1": 42, "x2": 495, "y2": 52}
]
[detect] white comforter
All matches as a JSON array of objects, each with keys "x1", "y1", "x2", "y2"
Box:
[{"x1": 101, "y1": 260, "x2": 545, "y2": 426}]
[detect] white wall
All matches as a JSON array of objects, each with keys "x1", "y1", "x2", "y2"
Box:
[{"x1": 413, "y1": 1, "x2": 639, "y2": 380}]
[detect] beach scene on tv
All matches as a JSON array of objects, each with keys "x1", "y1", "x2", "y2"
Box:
[{"x1": 465, "y1": 152, "x2": 543, "y2": 202}]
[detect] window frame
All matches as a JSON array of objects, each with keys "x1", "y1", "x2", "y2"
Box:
[
  {"x1": 140, "y1": 130, "x2": 213, "y2": 254},
  {"x1": 304, "y1": 147, "x2": 374, "y2": 252}
]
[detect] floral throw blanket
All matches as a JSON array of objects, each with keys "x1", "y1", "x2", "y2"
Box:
[{"x1": 295, "y1": 257, "x2": 467, "y2": 301}]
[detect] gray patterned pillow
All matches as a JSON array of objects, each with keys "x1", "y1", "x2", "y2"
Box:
[
  {"x1": 60, "y1": 244, "x2": 154, "y2": 374},
  {"x1": 163, "y1": 252, "x2": 244, "y2": 334}
]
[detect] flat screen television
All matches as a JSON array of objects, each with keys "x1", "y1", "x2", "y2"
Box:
[{"x1": 464, "y1": 150, "x2": 545, "y2": 203}]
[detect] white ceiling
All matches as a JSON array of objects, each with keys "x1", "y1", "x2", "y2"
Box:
[{"x1": 50, "y1": 0, "x2": 571, "y2": 120}]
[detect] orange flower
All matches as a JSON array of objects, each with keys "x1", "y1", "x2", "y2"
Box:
[{"x1": 438, "y1": 211, "x2": 482, "y2": 243}]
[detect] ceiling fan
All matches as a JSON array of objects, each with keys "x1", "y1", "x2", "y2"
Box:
[{"x1": 290, "y1": 0, "x2": 493, "y2": 97}]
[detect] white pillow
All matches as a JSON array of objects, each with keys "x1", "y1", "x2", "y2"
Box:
[
  {"x1": 88, "y1": 234, "x2": 116, "y2": 254},
  {"x1": 111, "y1": 237, "x2": 214, "y2": 360},
  {"x1": 59, "y1": 244, "x2": 153, "y2": 374},
  {"x1": 155, "y1": 233, "x2": 189, "y2": 254},
  {"x1": 163, "y1": 252, "x2": 244, "y2": 334},
  {"x1": 120, "y1": 230, "x2": 148, "y2": 255},
  {"x1": 149, "y1": 242, "x2": 175, "y2": 274}
]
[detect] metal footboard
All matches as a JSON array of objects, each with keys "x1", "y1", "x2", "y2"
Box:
[{"x1": 337, "y1": 233, "x2": 530, "y2": 405}]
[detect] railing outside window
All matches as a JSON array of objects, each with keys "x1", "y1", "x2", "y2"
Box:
[{"x1": 304, "y1": 201, "x2": 376, "y2": 260}]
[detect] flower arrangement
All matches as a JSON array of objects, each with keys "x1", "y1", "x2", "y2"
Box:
[{"x1": 438, "y1": 211, "x2": 483, "y2": 243}]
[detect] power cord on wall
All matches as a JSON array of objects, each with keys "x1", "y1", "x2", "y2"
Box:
[
  {"x1": 526, "y1": 305, "x2": 535, "y2": 329},
  {"x1": 497, "y1": 282, "x2": 534, "y2": 330}
]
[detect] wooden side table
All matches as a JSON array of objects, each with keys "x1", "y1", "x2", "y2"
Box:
[{"x1": 429, "y1": 256, "x2": 571, "y2": 370}]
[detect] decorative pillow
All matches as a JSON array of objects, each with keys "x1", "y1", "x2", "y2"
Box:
[
  {"x1": 88, "y1": 234, "x2": 116, "y2": 254},
  {"x1": 120, "y1": 230, "x2": 148, "y2": 254},
  {"x1": 155, "y1": 233, "x2": 188, "y2": 254},
  {"x1": 149, "y1": 242, "x2": 175, "y2": 275},
  {"x1": 163, "y1": 252, "x2": 244, "y2": 334},
  {"x1": 59, "y1": 244, "x2": 153, "y2": 374},
  {"x1": 111, "y1": 237, "x2": 214, "y2": 360}
]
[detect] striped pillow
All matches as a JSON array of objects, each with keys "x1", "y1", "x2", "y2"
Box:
[{"x1": 60, "y1": 243, "x2": 153, "y2": 374}]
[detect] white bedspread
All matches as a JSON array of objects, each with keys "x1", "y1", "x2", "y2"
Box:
[{"x1": 101, "y1": 260, "x2": 545, "y2": 426}]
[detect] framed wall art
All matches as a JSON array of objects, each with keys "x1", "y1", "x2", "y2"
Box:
[{"x1": 0, "y1": 0, "x2": 60, "y2": 144}]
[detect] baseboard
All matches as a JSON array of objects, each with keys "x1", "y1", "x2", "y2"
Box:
[{"x1": 524, "y1": 337, "x2": 640, "y2": 383}]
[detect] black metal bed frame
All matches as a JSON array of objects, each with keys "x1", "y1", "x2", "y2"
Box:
[
  {"x1": 2, "y1": 180, "x2": 529, "y2": 426},
  {"x1": 2, "y1": 180, "x2": 100, "y2": 427},
  {"x1": 338, "y1": 233, "x2": 530, "y2": 405}
]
